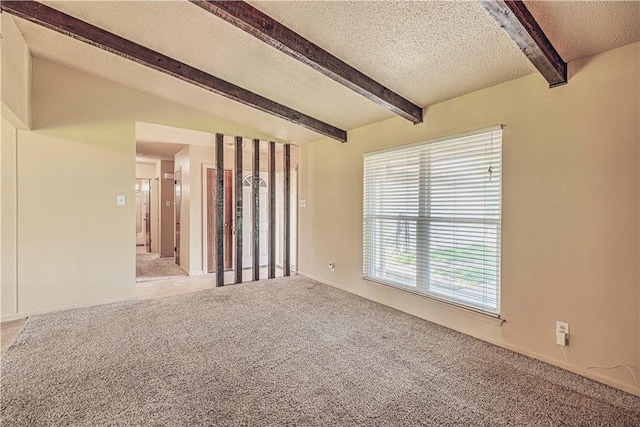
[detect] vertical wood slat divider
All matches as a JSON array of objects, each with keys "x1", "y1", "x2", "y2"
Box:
[
  {"x1": 215, "y1": 133, "x2": 225, "y2": 287},
  {"x1": 253, "y1": 139, "x2": 260, "y2": 280},
  {"x1": 234, "y1": 136, "x2": 243, "y2": 284},
  {"x1": 268, "y1": 141, "x2": 276, "y2": 278},
  {"x1": 283, "y1": 144, "x2": 291, "y2": 276}
]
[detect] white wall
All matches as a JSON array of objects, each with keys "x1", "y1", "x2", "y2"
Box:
[{"x1": 299, "y1": 42, "x2": 640, "y2": 395}]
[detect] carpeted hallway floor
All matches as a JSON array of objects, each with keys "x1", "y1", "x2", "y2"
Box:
[
  {"x1": 136, "y1": 252, "x2": 188, "y2": 282},
  {"x1": 1, "y1": 276, "x2": 639, "y2": 425}
]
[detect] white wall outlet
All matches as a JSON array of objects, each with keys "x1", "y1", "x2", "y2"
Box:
[
  {"x1": 328, "y1": 262, "x2": 335, "y2": 271},
  {"x1": 117, "y1": 195, "x2": 126, "y2": 206},
  {"x1": 556, "y1": 321, "x2": 569, "y2": 346},
  {"x1": 299, "y1": 200, "x2": 307, "y2": 208}
]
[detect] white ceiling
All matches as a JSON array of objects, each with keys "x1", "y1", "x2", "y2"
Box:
[
  {"x1": 11, "y1": 1, "x2": 640, "y2": 144},
  {"x1": 135, "y1": 121, "x2": 210, "y2": 160}
]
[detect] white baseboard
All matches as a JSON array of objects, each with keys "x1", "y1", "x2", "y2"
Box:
[
  {"x1": 297, "y1": 272, "x2": 640, "y2": 397},
  {"x1": 1, "y1": 295, "x2": 136, "y2": 323},
  {"x1": 188, "y1": 270, "x2": 205, "y2": 276}
]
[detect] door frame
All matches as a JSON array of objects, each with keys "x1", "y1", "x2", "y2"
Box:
[
  {"x1": 144, "y1": 179, "x2": 152, "y2": 252},
  {"x1": 202, "y1": 164, "x2": 233, "y2": 274},
  {"x1": 175, "y1": 168, "x2": 182, "y2": 266}
]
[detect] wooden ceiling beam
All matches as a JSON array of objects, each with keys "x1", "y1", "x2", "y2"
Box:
[
  {"x1": 1, "y1": 0, "x2": 347, "y2": 142},
  {"x1": 481, "y1": 1, "x2": 567, "y2": 87},
  {"x1": 189, "y1": 0, "x2": 424, "y2": 124}
]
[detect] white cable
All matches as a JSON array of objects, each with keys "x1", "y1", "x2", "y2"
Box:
[{"x1": 560, "y1": 346, "x2": 639, "y2": 389}]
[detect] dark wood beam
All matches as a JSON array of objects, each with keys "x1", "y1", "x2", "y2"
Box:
[
  {"x1": 480, "y1": 0, "x2": 567, "y2": 88},
  {"x1": 1, "y1": 0, "x2": 347, "y2": 142},
  {"x1": 268, "y1": 141, "x2": 276, "y2": 279},
  {"x1": 234, "y1": 136, "x2": 243, "y2": 284},
  {"x1": 190, "y1": 0, "x2": 423, "y2": 124},
  {"x1": 283, "y1": 144, "x2": 291, "y2": 277},
  {"x1": 215, "y1": 134, "x2": 225, "y2": 287},
  {"x1": 252, "y1": 139, "x2": 260, "y2": 281}
]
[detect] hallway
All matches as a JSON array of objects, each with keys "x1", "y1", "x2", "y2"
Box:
[{"x1": 136, "y1": 246, "x2": 187, "y2": 283}]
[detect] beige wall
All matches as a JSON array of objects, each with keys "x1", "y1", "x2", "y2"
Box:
[
  {"x1": 135, "y1": 163, "x2": 156, "y2": 179},
  {"x1": 1, "y1": 117, "x2": 18, "y2": 317},
  {"x1": 174, "y1": 146, "x2": 191, "y2": 272},
  {"x1": 1, "y1": 52, "x2": 281, "y2": 319},
  {"x1": 17, "y1": 125, "x2": 136, "y2": 313},
  {"x1": 188, "y1": 145, "x2": 216, "y2": 275},
  {"x1": 1, "y1": 15, "x2": 31, "y2": 129},
  {"x1": 299, "y1": 42, "x2": 640, "y2": 394},
  {"x1": 1, "y1": 14, "x2": 29, "y2": 319}
]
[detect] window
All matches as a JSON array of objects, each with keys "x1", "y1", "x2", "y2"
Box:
[
  {"x1": 242, "y1": 175, "x2": 267, "y2": 188},
  {"x1": 363, "y1": 127, "x2": 502, "y2": 315}
]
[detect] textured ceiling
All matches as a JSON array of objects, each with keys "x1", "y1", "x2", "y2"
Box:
[
  {"x1": 249, "y1": 0, "x2": 536, "y2": 107},
  {"x1": 11, "y1": 1, "x2": 640, "y2": 145},
  {"x1": 524, "y1": 0, "x2": 640, "y2": 62}
]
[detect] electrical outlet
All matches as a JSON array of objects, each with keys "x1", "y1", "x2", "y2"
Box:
[{"x1": 556, "y1": 321, "x2": 569, "y2": 346}]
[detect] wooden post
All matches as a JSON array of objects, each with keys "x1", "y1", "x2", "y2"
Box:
[
  {"x1": 283, "y1": 144, "x2": 291, "y2": 276},
  {"x1": 253, "y1": 139, "x2": 260, "y2": 281},
  {"x1": 268, "y1": 141, "x2": 276, "y2": 279},
  {"x1": 234, "y1": 136, "x2": 243, "y2": 284},
  {"x1": 215, "y1": 134, "x2": 225, "y2": 287}
]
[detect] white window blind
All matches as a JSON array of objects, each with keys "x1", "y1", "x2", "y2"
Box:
[{"x1": 363, "y1": 128, "x2": 502, "y2": 315}]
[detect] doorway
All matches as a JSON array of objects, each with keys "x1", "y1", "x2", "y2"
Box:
[
  {"x1": 135, "y1": 179, "x2": 151, "y2": 252},
  {"x1": 174, "y1": 169, "x2": 181, "y2": 266}
]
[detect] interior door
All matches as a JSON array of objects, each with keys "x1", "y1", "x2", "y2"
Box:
[
  {"x1": 206, "y1": 168, "x2": 234, "y2": 272},
  {"x1": 175, "y1": 169, "x2": 181, "y2": 266},
  {"x1": 135, "y1": 179, "x2": 144, "y2": 246},
  {"x1": 206, "y1": 168, "x2": 216, "y2": 273},
  {"x1": 144, "y1": 179, "x2": 151, "y2": 252}
]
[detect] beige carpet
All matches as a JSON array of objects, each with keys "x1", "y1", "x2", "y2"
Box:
[
  {"x1": 1, "y1": 276, "x2": 639, "y2": 425},
  {"x1": 136, "y1": 252, "x2": 187, "y2": 282}
]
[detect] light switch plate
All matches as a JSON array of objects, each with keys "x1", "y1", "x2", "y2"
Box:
[{"x1": 117, "y1": 195, "x2": 126, "y2": 206}]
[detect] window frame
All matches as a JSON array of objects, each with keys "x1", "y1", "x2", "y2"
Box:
[{"x1": 362, "y1": 126, "x2": 503, "y2": 317}]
